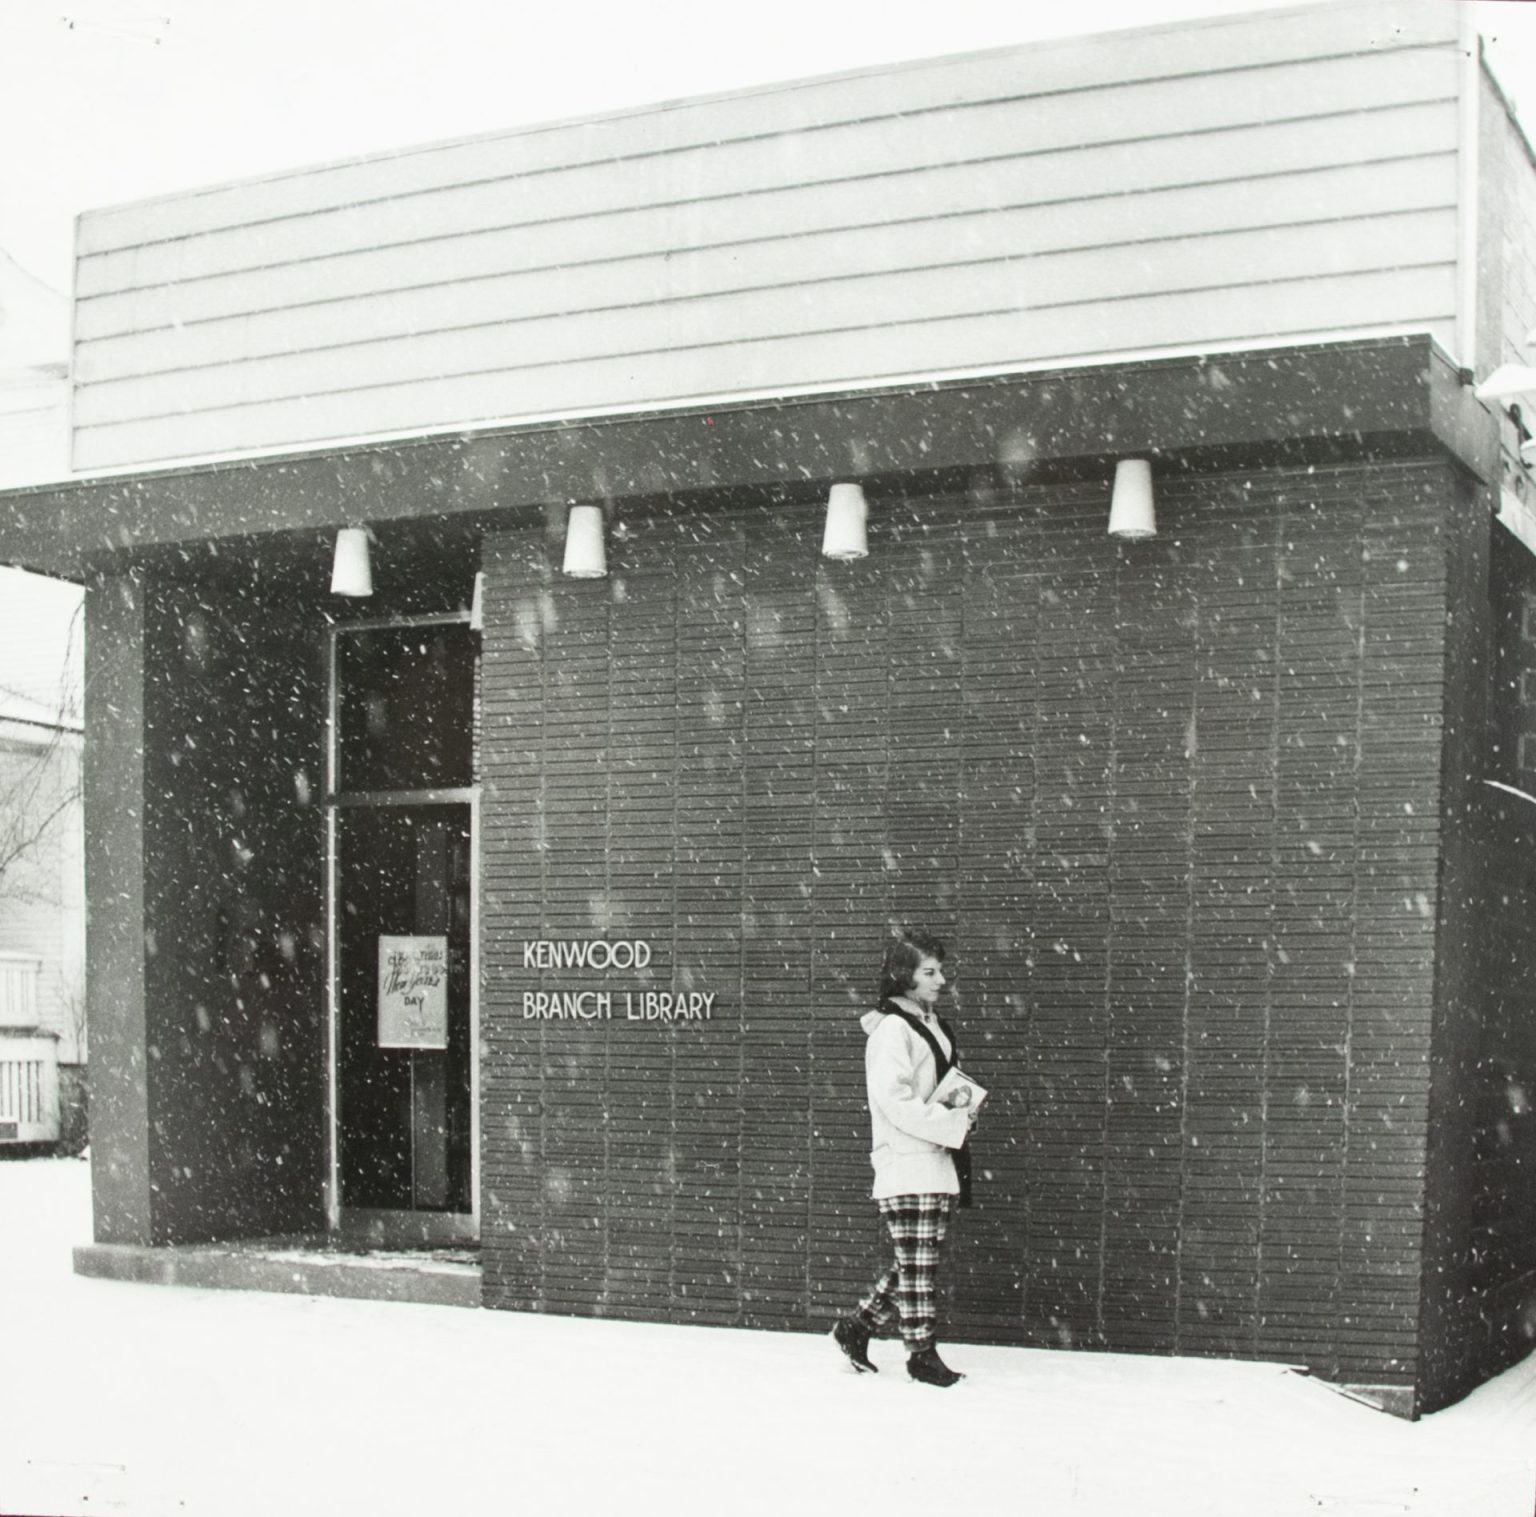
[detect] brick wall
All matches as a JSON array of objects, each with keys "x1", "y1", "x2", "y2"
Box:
[
  {"x1": 140, "y1": 571, "x2": 328, "y2": 1243},
  {"x1": 479, "y1": 458, "x2": 1453, "y2": 1388},
  {"x1": 1447, "y1": 524, "x2": 1536, "y2": 1402}
]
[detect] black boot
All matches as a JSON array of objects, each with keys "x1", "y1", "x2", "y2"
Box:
[
  {"x1": 907, "y1": 1345, "x2": 963, "y2": 1387},
  {"x1": 832, "y1": 1316, "x2": 879, "y2": 1373}
]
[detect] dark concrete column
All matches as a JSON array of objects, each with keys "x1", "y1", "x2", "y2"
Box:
[{"x1": 84, "y1": 569, "x2": 151, "y2": 1244}]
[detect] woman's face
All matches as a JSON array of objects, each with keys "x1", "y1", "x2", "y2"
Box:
[{"x1": 907, "y1": 953, "x2": 946, "y2": 1008}]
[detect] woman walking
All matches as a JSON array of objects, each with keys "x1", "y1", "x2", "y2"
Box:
[{"x1": 832, "y1": 928, "x2": 975, "y2": 1387}]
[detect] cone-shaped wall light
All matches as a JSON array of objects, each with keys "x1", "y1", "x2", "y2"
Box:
[
  {"x1": 821, "y1": 482, "x2": 869, "y2": 560},
  {"x1": 1107, "y1": 460, "x2": 1156, "y2": 540},
  {"x1": 562, "y1": 504, "x2": 607, "y2": 578},
  {"x1": 330, "y1": 528, "x2": 373, "y2": 596}
]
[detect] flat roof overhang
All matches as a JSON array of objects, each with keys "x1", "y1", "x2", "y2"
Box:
[{"x1": 0, "y1": 336, "x2": 1497, "y2": 581}]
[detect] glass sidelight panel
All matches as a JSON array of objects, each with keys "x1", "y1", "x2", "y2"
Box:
[
  {"x1": 335, "y1": 623, "x2": 476, "y2": 793},
  {"x1": 335, "y1": 803, "x2": 473, "y2": 1212}
]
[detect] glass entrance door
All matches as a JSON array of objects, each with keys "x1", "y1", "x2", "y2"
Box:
[
  {"x1": 327, "y1": 618, "x2": 478, "y2": 1243},
  {"x1": 336, "y1": 805, "x2": 472, "y2": 1213}
]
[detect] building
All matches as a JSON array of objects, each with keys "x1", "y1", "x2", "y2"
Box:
[
  {"x1": 1, "y1": 0, "x2": 1534, "y2": 1417},
  {"x1": 0, "y1": 248, "x2": 71, "y2": 490},
  {"x1": 0, "y1": 590, "x2": 86, "y2": 1150},
  {"x1": 0, "y1": 231, "x2": 86, "y2": 1150}
]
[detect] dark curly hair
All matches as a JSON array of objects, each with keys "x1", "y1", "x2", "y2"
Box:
[{"x1": 878, "y1": 927, "x2": 947, "y2": 1004}]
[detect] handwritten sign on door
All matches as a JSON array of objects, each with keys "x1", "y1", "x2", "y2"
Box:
[{"x1": 378, "y1": 935, "x2": 448, "y2": 1049}]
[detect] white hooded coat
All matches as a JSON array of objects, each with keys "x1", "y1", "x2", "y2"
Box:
[{"x1": 860, "y1": 1000, "x2": 971, "y2": 1199}]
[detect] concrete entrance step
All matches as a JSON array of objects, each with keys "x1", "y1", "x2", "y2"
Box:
[{"x1": 73, "y1": 1238, "x2": 480, "y2": 1308}]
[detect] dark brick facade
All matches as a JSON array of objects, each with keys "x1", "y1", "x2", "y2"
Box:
[
  {"x1": 479, "y1": 459, "x2": 1458, "y2": 1398},
  {"x1": 1443, "y1": 527, "x2": 1536, "y2": 1404}
]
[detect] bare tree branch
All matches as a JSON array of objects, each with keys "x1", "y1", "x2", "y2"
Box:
[{"x1": 0, "y1": 596, "x2": 83, "y2": 903}]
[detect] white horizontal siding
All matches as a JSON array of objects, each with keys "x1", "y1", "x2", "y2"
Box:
[
  {"x1": 75, "y1": 48, "x2": 1456, "y2": 295},
  {"x1": 1492, "y1": 96, "x2": 1536, "y2": 369},
  {"x1": 70, "y1": 0, "x2": 1466, "y2": 472},
  {"x1": 74, "y1": 105, "x2": 1462, "y2": 340},
  {"x1": 73, "y1": 209, "x2": 1459, "y2": 425},
  {"x1": 74, "y1": 0, "x2": 1460, "y2": 253},
  {"x1": 75, "y1": 150, "x2": 1459, "y2": 373},
  {"x1": 73, "y1": 107, "x2": 1457, "y2": 342},
  {"x1": 74, "y1": 269, "x2": 1460, "y2": 467}
]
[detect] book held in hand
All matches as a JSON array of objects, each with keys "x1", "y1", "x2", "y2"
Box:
[{"x1": 931, "y1": 1066, "x2": 988, "y2": 1117}]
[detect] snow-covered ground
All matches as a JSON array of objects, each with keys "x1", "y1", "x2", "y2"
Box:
[{"x1": 3, "y1": 1156, "x2": 1535, "y2": 1517}]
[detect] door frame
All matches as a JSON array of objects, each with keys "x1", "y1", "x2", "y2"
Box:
[{"x1": 323, "y1": 611, "x2": 480, "y2": 1243}]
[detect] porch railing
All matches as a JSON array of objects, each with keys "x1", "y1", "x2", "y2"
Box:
[{"x1": 0, "y1": 1032, "x2": 59, "y2": 1143}]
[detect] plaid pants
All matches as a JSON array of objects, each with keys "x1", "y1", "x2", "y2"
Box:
[{"x1": 854, "y1": 1193, "x2": 952, "y2": 1352}]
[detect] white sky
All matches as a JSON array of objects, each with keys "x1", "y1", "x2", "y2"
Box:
[{"x1": 1, "y1": 0, "x2": 1534, "y2": 293}]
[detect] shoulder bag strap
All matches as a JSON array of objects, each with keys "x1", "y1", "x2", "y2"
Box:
[{"x1": 880, "y1": 1002, "x2": 953, "y2": 1082}]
